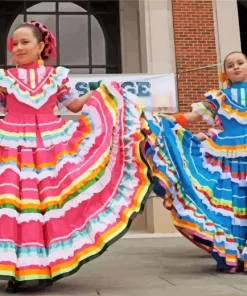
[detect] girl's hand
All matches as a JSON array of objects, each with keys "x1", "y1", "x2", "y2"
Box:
[
  {"x1": 195, "y1": 132, "x2": 207, "y2": 141},
  {"x1": 88, "y1": 81, "x2": 102, "y2": 91},
  {"x1": 66, "y1": 90, "x2": 94, "y2": 113}
]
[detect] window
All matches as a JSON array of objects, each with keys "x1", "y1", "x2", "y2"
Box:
[{"x1": 0, "y1": 1, "x2": 121, "y2": 73}]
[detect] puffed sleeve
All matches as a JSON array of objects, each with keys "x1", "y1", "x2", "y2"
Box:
[
  {"x1": 55, "y1": 67, "x2": 76, "y2": 108},
  {"x1": 57, "y1": 77, "x2": 76, "y2": 108},
  {"x1": 191, "y1": 90, "x2": 221, "y2": 125}
]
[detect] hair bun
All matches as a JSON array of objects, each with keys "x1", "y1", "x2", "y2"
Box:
[{"x1": 26, "y1": 20, "x2": 57, "y2": 61}]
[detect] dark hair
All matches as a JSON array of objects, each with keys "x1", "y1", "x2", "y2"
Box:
[{"x1": 15, "y1": 23, "x2": 47, "y2": 60}]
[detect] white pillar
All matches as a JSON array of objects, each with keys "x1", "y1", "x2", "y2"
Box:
[
  {"x1": 213, "y1": 0, "x2": 241, "y2": 67},
  {"x1": 138, "y1": 0, "x2": 177, "y2": 233},
  {"x1": 138, "y1": 0, "x2": 176, "y2": 73},
  {"x1": 120, "y1": 0, "x2": 141, "y2": 73}
]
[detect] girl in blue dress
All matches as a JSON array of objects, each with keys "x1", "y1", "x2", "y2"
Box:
[{"x1": 146, "y1": 51, "x2": 247, "y2": 273}]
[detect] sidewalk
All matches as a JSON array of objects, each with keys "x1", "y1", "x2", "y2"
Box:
[{"x1": 3, "y1": 237, "x2": 247, "y2": 296}]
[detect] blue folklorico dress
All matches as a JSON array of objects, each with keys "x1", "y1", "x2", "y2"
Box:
[{"x1": 145, "y1": 82, "x2": 247, "y2": 270}]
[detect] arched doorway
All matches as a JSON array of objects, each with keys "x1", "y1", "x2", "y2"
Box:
[{"x1": 0, "y1": 0, "x2": 121, "y2": 73}]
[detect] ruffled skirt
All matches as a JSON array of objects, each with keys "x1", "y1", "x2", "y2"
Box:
[
  {"x1": 0, "y1": 82, "x2": 152, "y2": 284},
  {"x1": 145, "y1": 116, "x2": 247, "y2": 271}
]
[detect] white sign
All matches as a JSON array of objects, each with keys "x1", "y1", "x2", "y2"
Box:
[{"x1": 68, "y1": 73, "x2": 178, "y2": 114}]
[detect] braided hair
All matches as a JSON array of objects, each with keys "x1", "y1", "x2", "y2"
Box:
[{"x1": 10, "y1": 21, "x2": 56, "y2": 61}]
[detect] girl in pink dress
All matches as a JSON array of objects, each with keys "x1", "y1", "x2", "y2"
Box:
[{"x1": 0, "y1": 21, "x2": 152, "y2": 293}]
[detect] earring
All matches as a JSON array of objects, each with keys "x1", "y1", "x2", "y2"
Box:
[
  {"x1": 8, "y1": 56, "x2": 18, "y2": 68},
  {"x1": 226, "y1": 80, "x2": 231, "y2": 87},
  {"x1": 9, "y1": 56, "x2": 15, "y2": 66},
  {"x1": 38, "y1": 54, "x2": 44, "y2": 66}
]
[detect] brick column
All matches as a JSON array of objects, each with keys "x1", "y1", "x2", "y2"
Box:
[{"x1": 172, "y1": 0, "x2": 218, "y2": 132}]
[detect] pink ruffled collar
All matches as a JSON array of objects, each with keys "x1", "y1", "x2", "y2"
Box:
[{"x1": 18, "y1": 62, "x2": 41, "y2": 69}]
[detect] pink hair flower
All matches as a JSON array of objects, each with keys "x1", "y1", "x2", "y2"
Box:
[{"x1": 7, "y1": 37, "x2": 13, "y2": 52}]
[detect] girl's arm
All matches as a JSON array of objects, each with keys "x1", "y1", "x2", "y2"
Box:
[
  {"x1": 66, "y1": 90, "x2": 94, "y2": 113},
  {"x1": 160, "y1": 112, "x2": 202, "y2": 124},
  {"x1": 159, "y1": 112, "x2": 202, "y2": 128},
  {"x1": 65, "y1": 81, "x2": 101, "y2": 113},
  {"x1": 183, "y1": 112, "x2": 203, "y2": 123}
]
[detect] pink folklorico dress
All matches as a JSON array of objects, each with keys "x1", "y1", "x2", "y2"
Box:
[{"x1": 0, "y1": 62, "x2": 151, "y2": 284}]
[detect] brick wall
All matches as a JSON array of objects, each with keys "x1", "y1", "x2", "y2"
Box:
[{"x1": 172, "y1": 0, "x2": 218, "y2": 133}]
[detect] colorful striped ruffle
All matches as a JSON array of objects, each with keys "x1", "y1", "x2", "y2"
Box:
[
  {"x1": 191, "y1": 90, "x2": 222, "y2": 125},
  {"x1": 0, "y1": 82, "x2": 152, "y2": 283},
  {"x1": 193, "y1": 90, "x2": 247, "y2": 125},
  {"x1": 144, "y1": 115, "x2": 247, "y2": 270},
  {"x1": 202, "y1": 133, "x2": 247, "y2": 158},
  {"x1": 0, "y1": 67, "x2": 69, "y2": 109},
  {"x1": 0, "y1": 114, "x2": 79, "y2": 148},
  {"x1": 192, "y1": 89, "x2": 247, "y2": 159}
]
